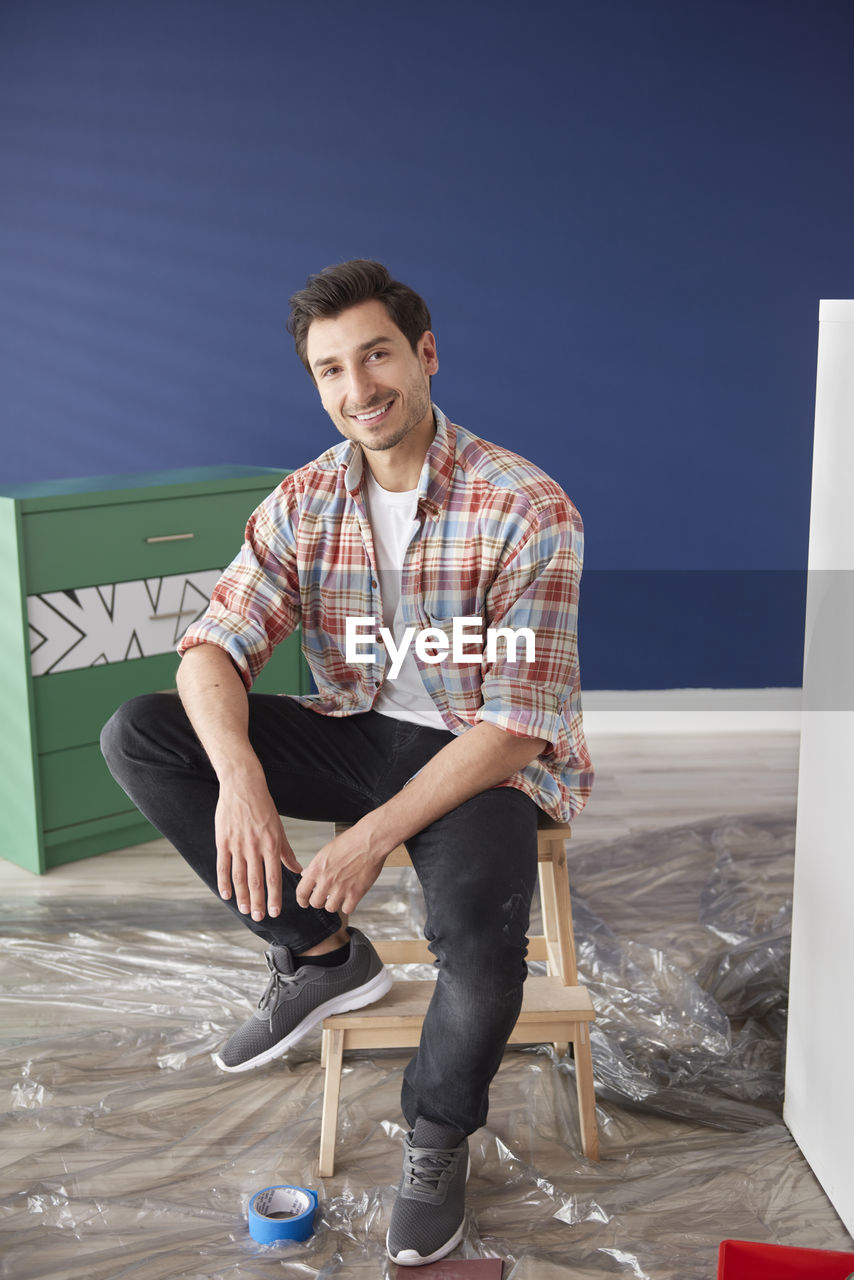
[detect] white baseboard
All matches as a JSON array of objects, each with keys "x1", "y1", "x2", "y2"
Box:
[{"x1": 582, "y1": 688, "x2": 802, "y2": 734}]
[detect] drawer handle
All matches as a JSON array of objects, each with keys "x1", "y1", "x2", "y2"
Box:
[
  {"x1": 145, "y1": 532, "x2": 195, "y2": 543},
  {"x1": 148, "y1": 609, "x2": 205, "y2": 622}
]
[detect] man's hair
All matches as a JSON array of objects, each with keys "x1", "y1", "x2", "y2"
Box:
[{"x1": 287, "y1": 259, "x2": 432, "y2": 379}]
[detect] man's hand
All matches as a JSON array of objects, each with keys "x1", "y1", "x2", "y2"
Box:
[
  {"x1": 296, "y1": 820, "x2": 387, "y2": 916},
  {"x1": 176, "y1": 644, "x2": 303, "y2": 922},
  {"x1": 215, "y1": 774, "x2": 303, "y2": 921}
]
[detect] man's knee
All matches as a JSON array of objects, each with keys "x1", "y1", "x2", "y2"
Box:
[
  {"x1": 100, "y1": 692, "x2": 180, "y2": 771},
  {"x1": 427, "y1": 884, "x2": 532, "y2": 977}
]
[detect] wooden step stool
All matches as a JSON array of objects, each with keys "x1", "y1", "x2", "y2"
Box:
[{"x1": 317, "y1": 815, "x2": 598, "y2": 1175}]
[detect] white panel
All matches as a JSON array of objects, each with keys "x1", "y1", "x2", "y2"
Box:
[{"x1": 784, "y1": 301, "x2": 854, "y2": 1236}]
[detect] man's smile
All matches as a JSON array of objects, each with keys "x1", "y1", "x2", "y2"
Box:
[{"x1": 351, "y1": 398, "x2": 395, "y2": 424}]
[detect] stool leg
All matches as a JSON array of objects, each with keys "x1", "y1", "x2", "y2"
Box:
[
  {"x1": 319, "y1": 1028, "x2": 344, "y2": 1178},
  {"x1": 538, "y1": 857, "x2": 561, "y2": 979},
  {"x1": 573, "y1": 1023, "x2": 600, "y2": 1161},
  {"x1": 546, "y1": 836, "x2": 578, "y2": 986}
]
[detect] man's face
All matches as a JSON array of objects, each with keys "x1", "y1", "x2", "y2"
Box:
[{"x1": 305, "y1": 299, "x2": 438, "y2": 454}]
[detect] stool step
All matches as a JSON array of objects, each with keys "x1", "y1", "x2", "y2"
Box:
[{"x1": 323, "y1": 975, "x2": 595, "y2": 1051}]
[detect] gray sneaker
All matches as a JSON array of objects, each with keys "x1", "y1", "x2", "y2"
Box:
[
  {"x1": 212, "y1": 927, "x2": 391, "y2": 1073},
  {"x1": 386, "y1": 1118, "x2": 470, "y2": 1267}
]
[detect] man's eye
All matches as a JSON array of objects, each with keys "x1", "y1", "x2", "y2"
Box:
[
  {"x1": 367, "y1": 350, "x2": 387, "y2": 361},
  {"x1": 321, "y1": 367, "x2": 340, "y2": 378}
]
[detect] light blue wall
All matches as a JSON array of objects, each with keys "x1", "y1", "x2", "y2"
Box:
[{"x1": 2, "y1": 0, "x2": 851, "y2": 689}]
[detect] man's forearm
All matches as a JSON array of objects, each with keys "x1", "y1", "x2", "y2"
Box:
[
  {"x1": 360, "y1": 720, "x2": 548, "y2": 856},
  {"x1": 175, "y1": 643, "x2": 262, "y2": 784}
]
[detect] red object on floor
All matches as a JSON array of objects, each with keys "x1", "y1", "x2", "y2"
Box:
[
  {"x1": 718, "y1": 1239, "x2": 854, "y2": 1278},
  {"x1": 392, "y1": 1260, "x2": 503, "y2": 1279}
]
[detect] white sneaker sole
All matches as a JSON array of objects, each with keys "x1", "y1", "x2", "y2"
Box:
[
  {"x1": 387, "y1": 1217, "x2": 466, "y2": 1268},
  {"x1": 212, "y1": 965, "x2": 392, "y2": 1073},
  {"x1": 386, "y1": 1155, "x2": 470, "y2": 1266}
]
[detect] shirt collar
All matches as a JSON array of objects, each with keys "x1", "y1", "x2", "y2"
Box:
[{"x1": 343, "y1": 404, "x2": 457, "y2": 517}]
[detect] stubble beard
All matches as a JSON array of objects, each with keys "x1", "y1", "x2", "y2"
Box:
[{"x1": 342, "y1": 380, "x2": 432, "y2": 454}]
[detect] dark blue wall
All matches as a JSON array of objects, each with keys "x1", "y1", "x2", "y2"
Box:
[{"x1": 2, "y1": 0, "x2": 851, "y2": 690}]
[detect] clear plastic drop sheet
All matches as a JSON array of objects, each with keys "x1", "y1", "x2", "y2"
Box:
[{"x1": 2, "y1": 811, "x2": 853, "y2": 1278}]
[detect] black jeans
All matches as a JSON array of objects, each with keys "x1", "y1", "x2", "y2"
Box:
[{"x1": 101, "y1": 693, "x2": 540, "y2": 1135}]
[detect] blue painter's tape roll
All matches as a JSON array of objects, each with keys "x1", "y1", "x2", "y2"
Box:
[{"x1": 248, "y1": 1184, "x2": 318, "y2": 1244}]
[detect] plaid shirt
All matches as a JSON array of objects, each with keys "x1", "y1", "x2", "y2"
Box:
[{"x1": 178, "y1": 406, "x2": 594, "y2": 821}]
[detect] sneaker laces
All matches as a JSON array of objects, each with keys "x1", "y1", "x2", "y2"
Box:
[
  {"x1": 403, "y1": 1143, "x2": 462, "y2": 1195},
  {"x1": 257, "y1": 952, "x2": 299, "y2": 1024}
]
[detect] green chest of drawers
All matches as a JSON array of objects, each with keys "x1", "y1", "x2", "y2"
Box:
[{"x1": 1, "y1": 465, "x2": 310, "y2": 874}]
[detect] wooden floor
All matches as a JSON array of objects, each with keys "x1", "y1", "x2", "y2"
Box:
[{"x1": 3, "y1": 728, "x2": 801, "y2": 897}]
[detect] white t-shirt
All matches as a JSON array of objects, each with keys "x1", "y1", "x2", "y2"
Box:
[{"x1": 363, "y1": 466, "x2": 448, "y2": 730}]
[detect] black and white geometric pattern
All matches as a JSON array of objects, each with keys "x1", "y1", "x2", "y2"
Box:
[{"x1": 27, "y1": 570, "x2": 222, "y2": 676}]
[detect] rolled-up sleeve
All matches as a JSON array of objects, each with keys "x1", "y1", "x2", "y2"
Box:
[
  {"x1": 177, "y1": 488, "x2": 300, "y2": 689},
  {"x1": 475, "y1": 496, "x2": 583, "y2": 751}
]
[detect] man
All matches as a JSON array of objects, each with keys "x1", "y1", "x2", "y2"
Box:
[{"x1": 101, "y1": 260, "x2": 593, "y2": 1267}]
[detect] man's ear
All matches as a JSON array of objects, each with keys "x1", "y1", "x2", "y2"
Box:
[{"x1": 419, "y1": 330, "x2": 439, "y2": 377}]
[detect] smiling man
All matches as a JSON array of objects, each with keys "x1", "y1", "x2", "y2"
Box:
[{"x1": 101, "y1": 260, "x2": 594, "y2": 1267}]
